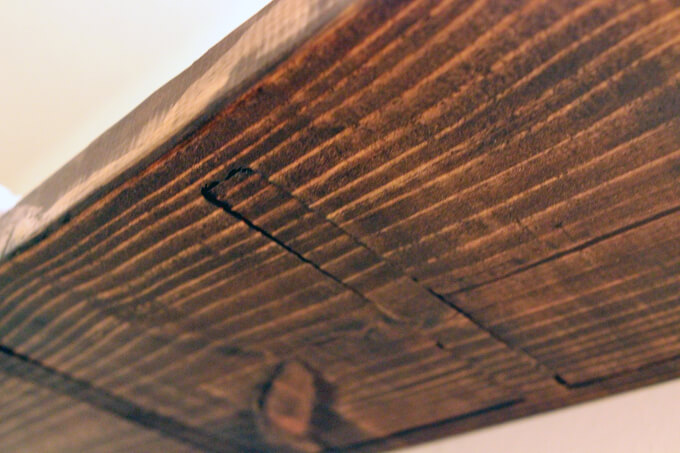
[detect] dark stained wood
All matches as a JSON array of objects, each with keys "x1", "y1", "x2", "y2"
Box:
[{"x1": 1, "y1": 0, "x2": 680, "y2": 451}]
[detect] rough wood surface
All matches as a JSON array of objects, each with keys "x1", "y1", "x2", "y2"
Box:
[{"x1": 1, "y1": 0, "x2": 680, "y2": 451}]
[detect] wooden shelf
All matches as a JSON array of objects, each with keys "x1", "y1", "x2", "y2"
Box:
[{"x1": 1, "y1": 0, "x2": 679, "y2": 451}]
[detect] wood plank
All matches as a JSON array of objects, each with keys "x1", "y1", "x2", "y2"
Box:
[{"x1": 1, "y1": 0, "x2": 680, "y2": 451}]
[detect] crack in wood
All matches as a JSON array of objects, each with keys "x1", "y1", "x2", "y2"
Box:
[
  {"x1": 202, "y1": 167, "x2": 493, "y2": 326},
  {"x1": 200, "y1": 167, "x2": 561, "y2": 390},
  {"x1": 201, "y1": 168, "x2": 404, "y2": 324},
  {"x1": 452, "y1": 203, "x2": 680, "y2": 296}
]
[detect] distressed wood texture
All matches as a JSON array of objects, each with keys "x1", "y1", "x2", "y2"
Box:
[{"x1": 1, "y1": 0, "x2": 680, "y2": 451}]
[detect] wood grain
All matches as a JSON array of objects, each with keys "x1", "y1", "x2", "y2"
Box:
[{"x1": 1, "y1": 0, "x2": 680, "y2": 451}]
